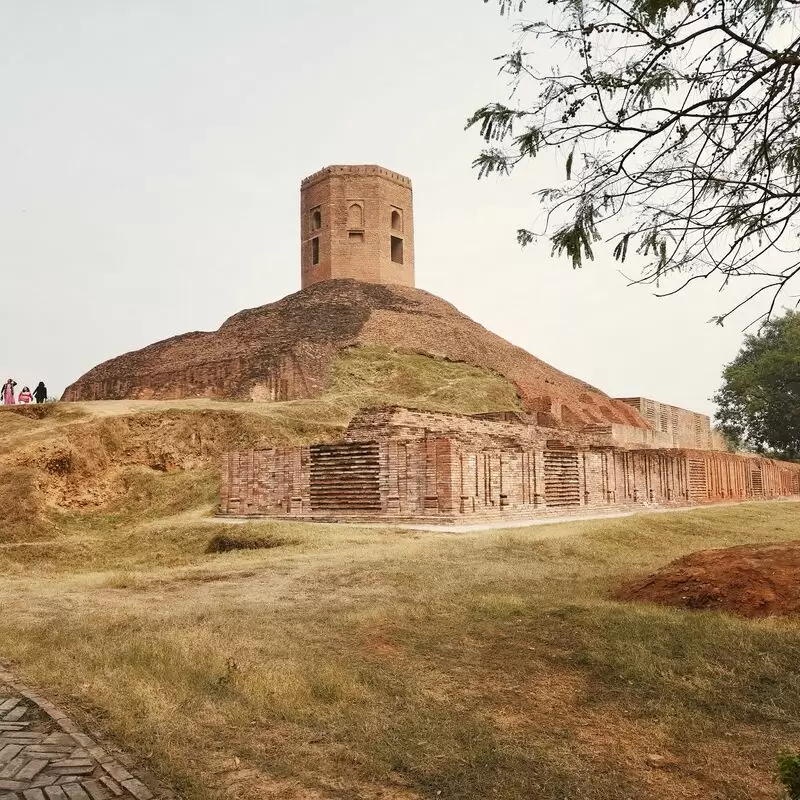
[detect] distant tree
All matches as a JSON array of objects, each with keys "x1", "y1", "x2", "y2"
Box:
[
  {"x1": 714, "y1": 310, "x2": 800, "y2": 459},
  {"x1": 711, "y1": 425, "x2": 738, "y2": 453},
  {"x1": 469, "y1": 0, "x2": 800, "y2": 323}
]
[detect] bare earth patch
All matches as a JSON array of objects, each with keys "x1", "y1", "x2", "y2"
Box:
[{"x1": 615, "y1": 541, "x2": 800, "y2": 618}]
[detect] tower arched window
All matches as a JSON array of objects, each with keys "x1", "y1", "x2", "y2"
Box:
[
  {"x1": 311, "y1": 208, "x2": 322, "y2": 231},
  {"x1": 391, "y1": 209, "x2": 402, "y2": 232}
]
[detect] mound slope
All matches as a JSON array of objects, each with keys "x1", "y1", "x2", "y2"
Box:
[
  {"x1": 615, "y1": 542, "x2": 800, "y2": 618},
  {"x1": 63, "y1": 280, "x2": 645, "y2": 429}
]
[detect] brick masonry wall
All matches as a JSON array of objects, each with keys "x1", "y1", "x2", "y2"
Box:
[
  {"x1": 220, "y1": 408, "x2": 800, "y2": 519},
  {"x1": 344, "y1": 406, "x2": 614, "y2": 450},
  {"x1": 221, "y1": 446, "x2": 311, "y2": 516},
  {"x1": 585, "y1": 422, "x2": 674, "y2": 449},
  {"x1": 300, "y1": 166, "x2": 415, "y2": 290},
  {"x1": 220, "y1": 441, "x2": 800, "y2": 519},
  {"x1": 347, "y1": 407, "x2": 711, "y2": 452},
  {"x1": 617, "y1": 397, "x2": 716, "y2": 450}
]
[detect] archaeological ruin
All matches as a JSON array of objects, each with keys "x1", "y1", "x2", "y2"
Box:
[
  {"x1": 58, "y1": 162, "x2": 800, "y2": 520},
  {"x1": 220, "y1": 406, "x2": 800, "y2": 520},
  {"x1": 61, "y1": 165, "x2": 649, "y2": 430}
]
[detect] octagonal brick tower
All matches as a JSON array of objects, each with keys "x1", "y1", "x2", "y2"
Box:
[{"x1": 300, "y1": 165, "x2": 415, "y2": 289}]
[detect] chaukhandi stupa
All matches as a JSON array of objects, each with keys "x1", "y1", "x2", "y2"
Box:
[{"x1": 65, "y1": 165, "x2": 664, "y2": 436}]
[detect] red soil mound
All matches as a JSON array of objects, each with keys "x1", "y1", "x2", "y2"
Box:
[
  {"x1": 62, "y1": 280, "x2": 646, "y2": 431},
  {"x1": 615, "y1": 542, "x2": 800, "y2": 618}
]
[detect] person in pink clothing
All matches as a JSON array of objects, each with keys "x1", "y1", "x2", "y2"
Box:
[
  {"x1": 17, "y1": 386, "x2": 33, "y2": 404},
  {"x1": 2, "y1": 379, "x2": 16, "y2": 405}
]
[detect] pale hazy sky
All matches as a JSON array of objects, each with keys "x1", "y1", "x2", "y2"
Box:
[{"x1": 0, "y1": 0, "x2": 759, "y2": 414}]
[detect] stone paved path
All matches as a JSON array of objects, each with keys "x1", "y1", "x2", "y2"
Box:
[{"x1": 0, "y1": 670, "x2": 168, "y2": 800}]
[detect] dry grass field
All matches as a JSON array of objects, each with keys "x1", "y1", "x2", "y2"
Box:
[{"x1": 0, "y1": 353, "x2": 798, "y2": 799}]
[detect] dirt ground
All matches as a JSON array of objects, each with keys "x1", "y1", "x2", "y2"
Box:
[{"x1": 616, "y1": 541, "x2": 800, "y2": 618}]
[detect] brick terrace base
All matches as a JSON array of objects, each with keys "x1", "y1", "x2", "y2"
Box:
[{"x1": 220, "y1": 408, "x2": 800, "y2": 520}]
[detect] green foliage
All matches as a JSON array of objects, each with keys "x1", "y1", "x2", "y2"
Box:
[
  {"x1": 550, "y1": 203, "x2": 601, "y2": 267},
  {"x1": 713, "y1": 311, "x2": 800, "y2": 460},
  {"x1": 473, "y1": 0, "x2": 800, "y2": 323},
  {"x1": 777, "y1": 752, "x2": 800, "y2": 799}
]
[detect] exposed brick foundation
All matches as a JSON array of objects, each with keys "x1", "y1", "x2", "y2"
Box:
[{"x1": 220, "y1": 408, "x2": 800, "y2": 520}]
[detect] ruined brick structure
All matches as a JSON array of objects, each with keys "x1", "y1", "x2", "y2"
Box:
[
  {"x1": 220, "y1": 407, "x2": 800, "y2": 520},
  {"x1": 63, "y1": 164, "x2": 646, "y2": 431},
  {"x1": 61, "y1": 279, "x2": 648, "y2": 429},
  {"x1": 301, "y1": 166, "x2": 414, "y2": 289},
  {"x1": 618, "y1": 397, "x2": 717, "y2": 450}
]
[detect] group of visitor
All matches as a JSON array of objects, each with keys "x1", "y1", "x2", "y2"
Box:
[{"x1": 2, "y1": 379, "x2": 47, "y2": 406}]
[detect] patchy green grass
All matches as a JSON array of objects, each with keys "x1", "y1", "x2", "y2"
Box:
[{"x1": 325, "y1": 345, "x2": 522, "y2": 414}]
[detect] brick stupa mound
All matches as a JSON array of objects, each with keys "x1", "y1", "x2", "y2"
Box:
[
  {"x1": 615, "y1": 542, "x2": 800, "y2": 618},
  {"x1": 63, "y1": 280, "x2": 645, "y2": 430}
]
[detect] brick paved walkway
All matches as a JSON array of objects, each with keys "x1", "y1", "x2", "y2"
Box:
[{"x1": 0, "y1": 670, "x2": 166, "y2": 800}]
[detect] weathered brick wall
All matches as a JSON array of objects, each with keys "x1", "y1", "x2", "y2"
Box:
[
  {"x1": 344, "y1": 406, "x2": 614, "y2": 450},
  {"x1": 617, "y1": 397, "x2": 715, "y2": 450},
  {"x1": 221, "y1": 446, "x2": 310, "y2": 516},
  {"x1": 584, "y1": 422, "x2": 674, "y2": 450},
  {"x1": 220, "y1": 440, "x2": 800, "y2": 519},
  {"x1": 347, "y1": 407, "x2": 726, "y2": 453},
  {"x1": 220, "y1": 408, "x2": 800, "y2": 519},
  {"x1": 300, "y1": 166, "x2": 415, "y2": 290}
]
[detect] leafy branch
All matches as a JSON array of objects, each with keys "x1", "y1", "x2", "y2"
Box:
[{"x1": 469, "y1": 0, "x2": 800, "y2": 323}]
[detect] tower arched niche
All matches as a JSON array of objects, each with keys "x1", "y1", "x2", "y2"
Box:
[{"x1": 347, "y1": 203, "x2": 364, "y2": 230}]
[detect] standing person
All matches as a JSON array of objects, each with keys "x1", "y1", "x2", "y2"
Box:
[
  {"x1": 17, "y1": 386, "x2": 33, "y2": 404},
  {"x1": 33, "y1": 382, "x2": 47, "y2": 404},
  {"x1": 2, "y1": 379, "x2": 16, "y2": 405}
]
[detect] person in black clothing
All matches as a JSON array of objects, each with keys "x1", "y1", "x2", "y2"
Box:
[{"x1": 33, "y1": 382, "x2": 47, "y2": 404}]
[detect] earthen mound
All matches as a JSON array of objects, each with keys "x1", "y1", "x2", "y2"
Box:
[
  {"x1": 63, "y1": 280, "x2": 645, "y2": 430},
  {"x1": 615, "y1": 542, "x2": 800, "y2": 618}
]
